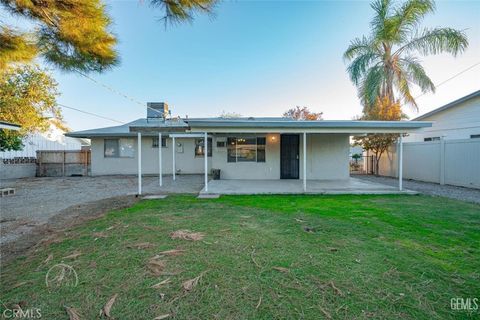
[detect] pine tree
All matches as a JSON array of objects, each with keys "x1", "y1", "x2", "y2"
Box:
[{"x1": 0, "y1": 0, "x2": 217, "y2": 72}]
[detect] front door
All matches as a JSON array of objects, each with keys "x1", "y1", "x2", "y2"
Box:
[{"x1": 280, "y1": 134, "x2": 299, "y2": 179}]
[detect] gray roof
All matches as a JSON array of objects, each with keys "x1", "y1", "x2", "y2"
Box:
[
  {"x1": 66, "y1": 118, "x2": 188, "y2": 138},
  {"x1": 67, "y1": 117, "x2": 431, "y2": 138},
  {"x1": 0, "y1": 121, "x2": 21, "y2": 130},
  {"x1": 186, "y1": 119, "x2": 431, "y2": 129},
  {"x1": 413, "y1": 90, "x2": 480, "y2": 120}
]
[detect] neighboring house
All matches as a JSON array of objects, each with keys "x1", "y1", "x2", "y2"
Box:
[
  {"x1": 0, "y1": 121, "x2": 21, "y2": 131},
  {"x1": 0, "y1": 119, "x2": 89, "y2": 159},
  {"x1": 405, "y1": 90, "x2": 480, "y2": 142},
  {"x1": 67, "y1": 103, "x2": 430, "y2": 193},
  {"x1": 373, "y1": 91, "x2": 480, "y2": 189}
]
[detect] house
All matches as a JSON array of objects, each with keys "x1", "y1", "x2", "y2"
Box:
[
  {"x1": 404, "y1": 90, "x2": 480, "y2": 142},
  {"x1": 0, "y1": 121, "x2": 21, "y2": 131},
  {"x1": 0, "y1": 119, "x2": 89, "y2": 159},
  {"x1": 372, "y1": 91, "x2": 480, "y2": 189},
  {"x1": 66, "y1": 103, "x2": 431, "y2": 194}
]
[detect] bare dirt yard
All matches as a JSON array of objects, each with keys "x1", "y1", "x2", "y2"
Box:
[{"x1": 0, "y1": 175, "x2": 203, "y2": 261}]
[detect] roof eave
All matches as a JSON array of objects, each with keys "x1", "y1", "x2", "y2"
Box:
[{"x1": 413, "y1": 90, "x2": 480, "y2": 120}]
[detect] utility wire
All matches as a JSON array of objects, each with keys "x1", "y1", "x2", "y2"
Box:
[
  {"x1": 58, "y1": 103, "x2": 126, "y2": 124},
  {"x1": 414, "y1": 61, "x2": 480, "y2": 100},
  {"x1": 73, "y1": 69, "x2": 144, "y2": 107},
  {"x1": 73, "y1": 69, "x2": 165, "y2": 116},
  {"x1": 63, "y1": 61, "x2": 479, "y2": 125}
]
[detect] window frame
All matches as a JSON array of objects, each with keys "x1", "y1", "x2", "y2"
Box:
[
  {"x1": 104, "y1": 138, "x2": 135, "y2": 158},
  {"x1": 424, "y1": 137, "x2": 441, "y2": 142},
  {"x1": 227, "y1": 136, "x2": 266, "y2": 163},
  {"x1": 152, "y1": 136, "x2": 167, "y2": 148},
  {"x1": 104, "y1": 139, "x2": 119, "y2": 158},
  {"x1": 194, "y1": 138, "x2": 212, "y2": 157}
]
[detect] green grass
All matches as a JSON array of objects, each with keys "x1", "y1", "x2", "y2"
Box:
[{"x1": 1, "y1": 195, "x2": 479, "y2": 319}]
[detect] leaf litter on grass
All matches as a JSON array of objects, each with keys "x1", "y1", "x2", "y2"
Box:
[
  {"x1": 182, "y1": 271, "x2": 207, "y2": 291},
  {"x1": 170, "y1": 230, "x2": 204, "y2": 241},
  {"x1": 151, "y1": 278, "x2": 171, "y2": 289},
  {"x1": 100, "y1": 293, "x2": 118, "y2": 318},
  {"x1": 65, "y1": 306, "x2": 81, "y2": 320},
  {"x1": 157, "y1": 249, "x2": 186, "y2": 256},
  {"x1": 62, "y1": 251, "x2": 81, "y2": 260},
  {"x1": 147, "y1": 256, "x2": 167, "y2": 276},
  {"x1": 127, "y1": 242, "x2": 156, "y2": 249}
]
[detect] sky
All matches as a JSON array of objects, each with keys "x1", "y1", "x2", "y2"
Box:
[{"x1": 7, "y1": 0, "x2": 480, "y2": 130}]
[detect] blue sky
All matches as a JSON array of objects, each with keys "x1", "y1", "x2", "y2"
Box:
[{"x1": 10, "y1": 0, "x2": 480, "y2": 130}]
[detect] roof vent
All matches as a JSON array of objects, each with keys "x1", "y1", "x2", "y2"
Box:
[{"x1": 147, "y1": 102, "x2": 168, "y2": 118}]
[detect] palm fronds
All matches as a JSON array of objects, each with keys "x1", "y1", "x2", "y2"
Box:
[{"x1": 344, "y1": 0, "x2": 468, "y2": 110}]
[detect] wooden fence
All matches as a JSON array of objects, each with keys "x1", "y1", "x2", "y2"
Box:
[{"x1": 36, "y1": 150, "x2": 91, "y2": 177}]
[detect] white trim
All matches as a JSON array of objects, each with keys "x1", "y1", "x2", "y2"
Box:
[
  {"x1": 0, "y1": 123, "x2": 21, "y2": 131},
  {"x1": 169, "y1": 133, "x2": 212, "y2": 138},
  {"x1": 172, "y1": 136, "x2": 176, "y2": 181},
  {"x1": 188, "y1": 128, "x2": 420, "y2": 134},
  {"x1": 398, "y1": 135, "x2": 403, "y2": 191},
  {"x1": 137, "y1": 132, "x2": 142, "y2": 195},
  {"x1": 204, "y1": 132, "x2": 208, "y2": 192},
  {"x1": 303, "y1": 132, "x2": 307, "y2": 192},
  {"x1": 159, "y1": 132, "x2": 163, "y2": 186}
]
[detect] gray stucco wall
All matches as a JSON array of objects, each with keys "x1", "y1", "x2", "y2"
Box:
[
  {"x1": 90, "y1": 133, "x2": 350, "y2": 180},
  {"x1": 304, "y1": 134, "x2": 350, "y2": 180},
  {"x1": 91, "y1": 137, "x2": 209, "y2": 176}
]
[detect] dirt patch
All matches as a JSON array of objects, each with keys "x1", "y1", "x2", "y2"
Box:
[{"x1": 0, "y1": 195, "x2": 138, "y2": 264}]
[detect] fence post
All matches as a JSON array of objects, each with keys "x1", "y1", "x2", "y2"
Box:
[
  {"x1": 440, "y1": 137, "x2": 446, "y2": 185},
  {"x1": 63, "y1": 151, "x2": 66, "y2": 177},
  {"x1": 37, "y1": 150, "x2": 41, "y2": 177}
]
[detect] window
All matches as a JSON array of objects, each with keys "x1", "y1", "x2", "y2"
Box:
[
  {"x1": 424, "y1": 137, "x2": 440, "y2": 142},
  {"x1": 104, "y1": 138, "x2": 135, "y2": 158},
  {"x1": 257, "y1": 137, "x2": 266, "y2": 162},
  {"x1": 195, "y1": 138, "x2": 212, "y2": 157},
  {"x1": 152, "y1": 137, "x2": 167, "y2": 148},
  {"x1": 471, "y1": 134, "x2": 480, "y2": 139},
  {"x1": 104, "y1": 139, "x2": 118, "y2": 157},
  {"x1": 227, "y1": 137, "x2": 266, "y2": 162}
]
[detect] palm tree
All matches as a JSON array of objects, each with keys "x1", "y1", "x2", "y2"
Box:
[{"x1": 344, "y1": 0, "x2": 468, "y2": 111}]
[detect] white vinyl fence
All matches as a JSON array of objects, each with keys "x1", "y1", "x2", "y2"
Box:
[
  {"x1": 0, "y1": 135, "x2": 81, "y2": 159},
  {"x1": 376, "y1": 138, "x2": 480, "y2": 189},
  {"x1": 0, "y1": 135, "x2": 85, "y2": 179}
]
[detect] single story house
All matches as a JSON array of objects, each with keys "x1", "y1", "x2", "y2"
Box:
[
  {"x1": 67, "y1": 103, "x2": 431, "y2": 194},
  {"x1": 404, "y1": 90, "x2": 480, "y2": 142}
]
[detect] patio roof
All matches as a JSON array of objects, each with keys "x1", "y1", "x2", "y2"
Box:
[
  {"x1": 66, "y1": 118, "x2": 189, "y2": 138},
  {"x1": 67, "y1": 117, "x2": 432, "y2": 138},
  {"x1": 186, "y1": 119, "x2": 431, "y2": 134}
]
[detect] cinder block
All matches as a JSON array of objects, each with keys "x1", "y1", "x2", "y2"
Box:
[{"x1": 0, "y1": 188, "x2": 15, "y2": 197}]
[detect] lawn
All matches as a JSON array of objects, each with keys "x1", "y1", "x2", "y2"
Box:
[{"x1": 1, "y1": 195, "x2": 479, "y2": 319}]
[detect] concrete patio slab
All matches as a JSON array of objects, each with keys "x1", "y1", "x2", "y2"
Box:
[
  {"x1": 197, "y1": 194, "x2": 220, "y2": 199},
  {"x1": 200, "y1": 177, "x2": 417, "y2": 195},
  {"x1": 142, "y1": 195, "x2": 168, "y2": 199}
]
